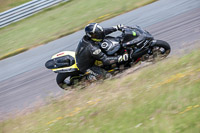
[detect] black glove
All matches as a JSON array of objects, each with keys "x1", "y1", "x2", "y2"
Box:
[
  {"x1": 113, "y1": 24, "x2": 124, "y2": 31},
  {"x1": 117, "y1": 24, "x2": 124, "y2": 31}
]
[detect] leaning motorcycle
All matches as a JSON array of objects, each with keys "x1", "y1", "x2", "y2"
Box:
[{"x1": 45, "y1": 26, "x2": 171, "y2": 89}]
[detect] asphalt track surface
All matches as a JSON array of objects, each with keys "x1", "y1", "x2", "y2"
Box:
[{"x1": 0, "y1": 0, "x2": 200, "y2": 119}]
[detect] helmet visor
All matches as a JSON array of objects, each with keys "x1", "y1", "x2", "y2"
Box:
[{"x1": 91, "y1": 32, "x2": 105, "y2": 42}]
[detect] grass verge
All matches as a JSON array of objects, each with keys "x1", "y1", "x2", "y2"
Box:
[
  {"x1": 1, "y1": 48, "x2": 200, "y2": 133},
  {"x1": 0, "y1": 0, "x2": 31, "y2": 13},
  {"x1": 0, "y1": 47, "x2": 29, "y2": 60},
  {"x1": 0, "y1": 0, "x2": 156, "y2": 60}
]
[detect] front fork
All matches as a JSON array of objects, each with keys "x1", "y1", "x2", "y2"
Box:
[{"x1": 129, "y1": 39, "x2": 156, "y2": 62}]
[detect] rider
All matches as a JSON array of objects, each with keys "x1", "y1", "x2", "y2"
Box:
[{"x1": 75, "y1": 23, "x2": 128, "y2": 80}]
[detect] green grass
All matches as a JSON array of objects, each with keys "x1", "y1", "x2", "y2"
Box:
[
  {"x1": 0, "y1": 0, "x2": 31, "y2": 12},
  {"x1": 0, "y1": 0, "x2": 156, "y2": 59},
  {"x1": 1, "y1": 49, "x2": 200, "y2": 133}
]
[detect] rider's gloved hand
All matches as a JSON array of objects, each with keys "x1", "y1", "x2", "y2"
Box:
[
  {"x1": 122, "y1": 43, "x2": 129, "y2": 47},
  {"x1": 118, "y1": 54, "x2": 129, "y2": 62},
  {"x1": 113, "y1": 24, "x2": 124, "y2": 31},
  {"x1": 117, "y1": 24, "x2": 124, "y2": 31}
]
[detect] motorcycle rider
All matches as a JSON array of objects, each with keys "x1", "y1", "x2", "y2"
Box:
[{"x1": 75, "y1": 23, "x2": 128, "y2": 80}]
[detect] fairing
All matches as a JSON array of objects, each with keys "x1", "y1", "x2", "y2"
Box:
[
  {"x1": 46, "y1": 51, "x2": 79, "y2": 73},
  {"x1": 100, "y1": 37, "x2": 121, "y2": 55}
]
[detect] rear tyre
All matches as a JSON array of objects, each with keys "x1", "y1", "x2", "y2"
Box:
[
  {"x1": 56, "y1": 72, "x2": 82, "y2": 90},
  {"x1": 56, "y1": 73, "x2": 71, "y2": 89}
]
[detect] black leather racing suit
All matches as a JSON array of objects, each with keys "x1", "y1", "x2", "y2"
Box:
[{"x1": 75, "y1": 27, "x2": 119, "y2": 74}]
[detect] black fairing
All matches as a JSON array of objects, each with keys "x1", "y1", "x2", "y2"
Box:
[
  {"x1": 122, "y1": 26, "x2": 153, "y2": 43},
  {"x1": 99, "y1": 26, "x2": 154, "y2": 58},
  {"x1": 100, "y1": 36, "x2": 121, "y2": 55},
  {"x1": 122, "y1": 29, "x2": 138, "y2": 43}
]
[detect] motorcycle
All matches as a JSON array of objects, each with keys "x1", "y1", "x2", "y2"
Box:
[{"x1": 45, "y1": 26, "x2": 171, "y2": 89}]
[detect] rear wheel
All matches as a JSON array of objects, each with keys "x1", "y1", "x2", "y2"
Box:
[
  {"x1": 56, "y1": 72, "x2": 81, "y2": 90},
  {"x1": 56, "y1": 73, "x2": 70, "y2": 89}
]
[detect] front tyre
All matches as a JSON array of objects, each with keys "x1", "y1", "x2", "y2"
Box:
[{"x1": 151, "y1": 40, "x2": 171, "y2": 60}]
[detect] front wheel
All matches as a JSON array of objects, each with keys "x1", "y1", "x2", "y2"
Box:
[{"x1": 150, "y1": 40, "x2": 171, "y2": 61}]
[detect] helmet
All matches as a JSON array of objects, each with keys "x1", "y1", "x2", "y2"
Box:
[{"x1": 85, "y1": 23, "x2": 105, "y2": 42}]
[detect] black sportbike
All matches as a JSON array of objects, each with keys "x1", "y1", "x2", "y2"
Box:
[{"x1": 45, "y1": 26, "x2": 171, "y2": 89}]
